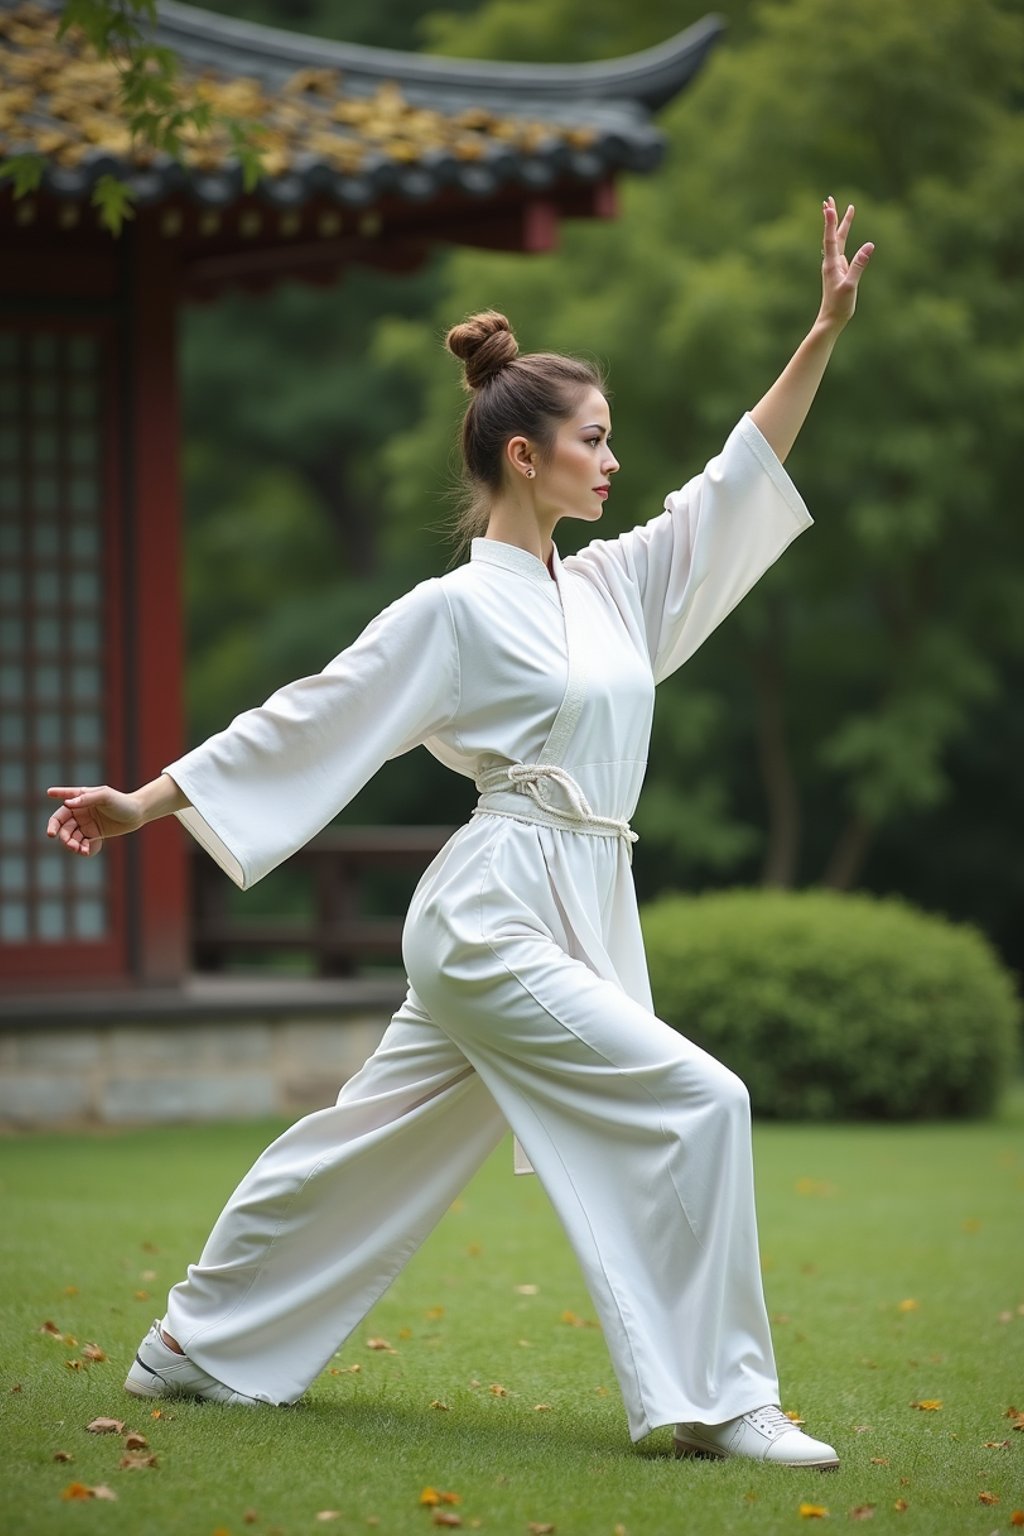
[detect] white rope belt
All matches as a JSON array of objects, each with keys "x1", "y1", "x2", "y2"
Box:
[{"x1": 473, "y1": 764, "x2": 638, "y2": 855}]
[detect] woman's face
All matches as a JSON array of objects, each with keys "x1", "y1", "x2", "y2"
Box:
[{"x1": 536, "y1": 387, "x2": 620, "y2": 526}]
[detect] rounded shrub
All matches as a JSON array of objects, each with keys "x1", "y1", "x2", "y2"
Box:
[{"x1": 641, "y1": 889, "x2": 1020, "y2": 1120}]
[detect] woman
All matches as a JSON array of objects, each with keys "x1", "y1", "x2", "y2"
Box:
[{"x1": 47, "y1": 198, "x2": 872, "y2": 1466}]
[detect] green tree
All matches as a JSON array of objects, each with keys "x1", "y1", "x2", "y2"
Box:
[{"x1": 372, "y1": 0, "x2": 1024, "y2": 897}]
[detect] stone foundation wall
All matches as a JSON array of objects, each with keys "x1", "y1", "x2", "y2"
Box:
[{"x1": 0, "y1": 1012, "x2": 391, "y2": 1129}]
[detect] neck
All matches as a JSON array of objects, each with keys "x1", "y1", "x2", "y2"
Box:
[{"x1": 483, "y1": 496, "x2": 556, "y2": 565}]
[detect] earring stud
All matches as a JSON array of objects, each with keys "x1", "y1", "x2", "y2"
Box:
[{"x1": 526, "y1": 468, "x2": 535, "y2": 479}]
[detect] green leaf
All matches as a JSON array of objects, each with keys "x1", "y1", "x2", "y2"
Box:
[
  {"x1": 91, "y1": 173, "x2": 136, "y2": 236},
  {"x1": 0, "y1": 153, "x2": 46, "y2": 197}
]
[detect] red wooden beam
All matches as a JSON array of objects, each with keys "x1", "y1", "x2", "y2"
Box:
[{"x1": 124, "y1": 219, "x2": 189, "y2": 983}]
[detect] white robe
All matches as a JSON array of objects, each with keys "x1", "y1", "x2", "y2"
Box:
[{"x1": 162, "y1": 413, "x2": 812, "y2": 1440}]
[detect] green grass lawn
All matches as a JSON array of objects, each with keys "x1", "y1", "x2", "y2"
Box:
[{"x1": 1, "y1": 1091, "x2": 1022, "y2": 1536}]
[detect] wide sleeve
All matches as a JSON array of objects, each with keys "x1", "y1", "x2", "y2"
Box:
[
  {"x1": 571, "y1": 413, "x2": 813, "y2": 684},
  {"x1": 162, "y1": 578, "x2": 460, "y2": 890}
]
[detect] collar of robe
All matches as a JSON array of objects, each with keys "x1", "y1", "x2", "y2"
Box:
[{"x1": 471, "y1": 536, "x2": 562, "y2": 593}]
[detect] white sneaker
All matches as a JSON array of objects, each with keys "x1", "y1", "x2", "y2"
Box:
[
  {"x1": 674, "y1": 1404, "x2": 839, "y2": 1468},
  {"x1": 124, "y1": 1321, "x2": 267, "y2": 1406}
]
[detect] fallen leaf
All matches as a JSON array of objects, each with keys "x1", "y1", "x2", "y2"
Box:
[
  {"x1": 893, "y1": 1499, "x2": 908, "y2": 1513},
  {"x1": 425, "y1": 1306, "x2": 445, "y2": 1321},
  {"x1": 978, "y1": 1492, "x2": 1000, "y2": 1506},
  {"x1": 39, "y1": 1320, "x2": 63, "y2": 1337},
  {"x1": 10, "y1": 1383, "x2": 22, "y2": 1393},
  {"x1": 430, "y1": 1400, "x2": 450, "y2": 1411},
  {"x1": 61, "y1": 1482, "x2": 118, "y2": 1502},
  {"x1": 559, "y1": 1310, "x2": 596, "y2": 1329},
  {"x1": 851, "y1": 1426, "x2": 874, "y2": 1434},
  {"x1": 1011, "y1": 1512, "x2": 1024, "y2": 1527},
  {"x1": 849, "y1": 1507, "x2": 875, "y2": 1521},
  {"x1": 81, "y1": 1344, "x2": 107, "y2": 1363},
  {"x1": 489, "y1": 1384, "x2": 508, "y2": 1397},
  {"x1": 518, "y1": 1339, "x2": 532, "y2": 1348},
  {"x1": 53, "y1": 1451, "x2": 73, "y2": 1463},
  {"x1": 594, "y1": 1385, "x2": 609, "y2": 1397},
  {"x1": 61, "y1": 1483, "x2": 94, "y2": 1501},
  {"x1": 897, "y1": 1299, "x2": 919, "y2": 1313},
  {"x1": 798, "y1": 1504, "x2": 828, "y2": 1520},
  {"x1": 899, "y1": 1478, "x2": 910, "y2": 1487},
  {"x1": 150, "y1": 1409, "x2": 164, "y2": 1419},
  {"x1": 399, "y1": 1328, "x2": 413, "y2": 1340},
  {"x1": 983, "y1": 1440, "x2": 1010, "y2": 1449},
  {"x1": 466, "y1": 1243, "x2": 482, "y2": 1257},
  {"x1": 433, "y1": 1516, "x2": 461, "y2": 1529},
  {"x1": 65, "y1": 1359, "x2": 83, "y2": 1372},
  {"x1": 515, "y1": 1285, "x2": 539, "y2": 1295},
  {"x1": 316, "y1": 1514, "x2": 342, "y2": 1523},
  {"x1": 527, "y1": 1525, "x2": 555, "y2": 1535},
  {"x1": 124, "y1": 1433, "x2": 148, "y2": 1451},
  {"x1": 910, "y1": 1400, "x2": 942, "y2": 1411},
  {"x1": 366, "y1": 1337, "x2": 392, "y2": 1351},
  {"x1": 366, "y1": 1518, "x2": 380, "y2": 1527},
  {"x1": 134, "y1": 1290, "x2": 150, "y2": 1301},
  {"x1": 243, "y1": 1513, "x2": 259, "y2": 1525},
  {"x1": 141, "y1": 1240, "x2": 160, "y2": 1253},
  {"x1": 614, "y1": 1525, "x2": 628, "y2": 1536},
  {"x1": 533, "y1": 1404, "x2": 551, "y2": 1412},
  {"x1": 1005, "y1": 1407, "x2": 1024, "y2": 1431},
  {"x1": 440, "y1": 1493, "x2": 461, "y2": 1506},
  {"x1": 998, "y1": 1311, "x2": 1014, "y2": 1324},
  {"x1": 63, "y1": 1285, "x2": 80, "y2": 1296},
  {"x1": 869, "y1": 1457, "x2": 889, "y2": 1467},
  {"x1": 119, "y1": 1452, "x2": 158, "y2": 1470},
  {"x1": 420, "y1": 1489, "x2": 442, "y2": 1507},
  {"x1": 784, "y1": 1410, "x2": 806, "y2": 1425},
  {"x1": 86, "y1": 1417, "x2": 125, "y2": 1434},
  {"x1": 140, "y1": 1269, "x2": 158, "y2": 1282}
]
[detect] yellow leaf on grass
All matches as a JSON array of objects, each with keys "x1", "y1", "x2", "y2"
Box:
[
  {"x1": 81, "y1": 1344, "x2": 107, "y2": 1363},
  {"x1": 425, "y1": 1306, "x2": 445, "y2": 1321},
  {"x1": 515, "y1": 1284, "x2": 539, "y2": 1295},
  {"x1": 489, "y1": 1384, "x2": 508, "y2": 1397},
  {"x1": 315, "y1": 1513, "x2": 343, "y2": 1523},
  {"x1": 61, "y1": 1483, "x2": 93, "y2": 1501},
  {"x1": 533, "y1": 1404, "x2": 551, "y2": 1412},
  {"x1": 421, "y1": 1489, "x2": 442, "y2": 1506},
  {"x1": 366, "y1": 1337, "x2": 392, "y2": 1351},
  {"x1": 897, "y1": 1299, "x2": 919, "y2": 1313},
  {"x1": 430, "y1": 1400, "x2": 450, "y2": 1411},
  {"x1": 784, "y1": 1409, "x2": 805, "y2": 1424},
  {"x1": 798, "y1": 1504, "x2": 828, "y2": 1519},
  {"x1": 869, "y1": 1457, "x2": 889, "y2": 1466},
  {"x1": 65, "y1": 1359, "x2": 83, "y2": 1371},
  {"x1": 893, "y1": 1499, "x2": 909, "y2": 1512},
  {"x1": 910, "y1": 1400, "x2": 942, "y2": 1411},
  {"x1": 978, "y1": 1492, "x2": 1000, "y2": 1506}
]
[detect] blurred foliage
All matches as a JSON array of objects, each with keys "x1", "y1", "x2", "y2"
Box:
[
  {"x1": 182, "y1": 0, "x2": 1024, "y2": 973},
  {"x1": 642, "y1": 889, "x2": 1021, "y2": 1119}
]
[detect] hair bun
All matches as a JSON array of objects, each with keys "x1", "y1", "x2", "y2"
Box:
[{"x1": 445, "y1": 310, "x2": 518, "y2": 390}]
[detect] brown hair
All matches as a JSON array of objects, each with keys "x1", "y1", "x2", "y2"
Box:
[{"x1": 445, "y1": 310, "x2": 605, "y2": 549}]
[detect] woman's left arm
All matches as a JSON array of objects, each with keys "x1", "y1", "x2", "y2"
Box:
[{"x1": 749, "y1": 197, "x2": 874, "y2": 465}]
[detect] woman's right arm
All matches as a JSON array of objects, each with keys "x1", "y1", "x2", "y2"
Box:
[{"x1": 46, "y1": 774, "x2": 190, "y2": 858}]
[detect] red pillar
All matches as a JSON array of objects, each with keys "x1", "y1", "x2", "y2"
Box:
[{"x1": 124, "y1": 219, "x2": 188, "y2": 983}]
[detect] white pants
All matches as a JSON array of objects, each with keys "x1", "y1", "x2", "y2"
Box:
[{"x1": 166, "y1": 938, "x2": 779, "y2": 1442}]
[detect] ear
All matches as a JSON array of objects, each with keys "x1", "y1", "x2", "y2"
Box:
[{"x1": 504, "y1": 435, "x2": 535, "y2": 478}]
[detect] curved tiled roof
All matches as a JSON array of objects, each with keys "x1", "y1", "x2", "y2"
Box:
[{"x1": 0, "y1": 0, "x2": 723, "y2": 211}]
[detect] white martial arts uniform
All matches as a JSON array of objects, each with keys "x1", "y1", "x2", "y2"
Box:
[{"x1": 161, "y1": 413, "x2": 812, "y2": 1441}]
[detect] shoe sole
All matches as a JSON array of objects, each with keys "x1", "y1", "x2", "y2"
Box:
[
  {"x1": 674, "y1": 1439, "x2": 839, "y2": 1470},
  {"x1": 124, "y1": 1362, "x2": 166, "y2": 1399}
]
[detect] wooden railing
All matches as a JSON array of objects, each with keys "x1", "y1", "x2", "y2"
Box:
[{"x1": 191, "y1": 826, "x2": 454, "y2": 977}]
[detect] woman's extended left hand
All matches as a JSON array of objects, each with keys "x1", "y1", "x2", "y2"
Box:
[{"x1": 819, "y1": 196, "x2": 874, "y2": 331}]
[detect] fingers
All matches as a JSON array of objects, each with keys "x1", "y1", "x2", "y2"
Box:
[{"x1": 822, "y1": 197, "x2": 855, "y2": 261}]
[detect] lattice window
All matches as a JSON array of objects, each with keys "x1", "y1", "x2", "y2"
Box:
[{"x1": 0, "y1": 327, "x2": 112, "y2": 949}]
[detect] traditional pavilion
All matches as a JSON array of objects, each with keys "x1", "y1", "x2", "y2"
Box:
[{"x1": 0, "y1": 0, "x2": 722, "y2": 997}]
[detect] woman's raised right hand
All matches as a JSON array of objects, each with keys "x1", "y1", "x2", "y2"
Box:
[{"x1": 45, "y1": 785, "x2": 146, "y2": 857}]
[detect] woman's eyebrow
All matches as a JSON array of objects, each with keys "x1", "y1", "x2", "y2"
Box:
[{"x1": 580, "y1": 423, "x2": 610, "y2": 434}]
